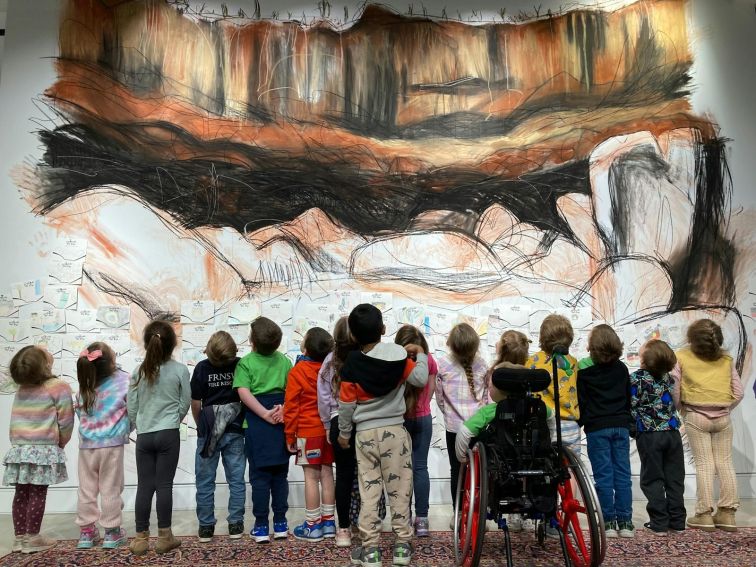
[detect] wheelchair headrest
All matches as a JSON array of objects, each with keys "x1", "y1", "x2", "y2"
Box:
[{"x1": 492, "y1": 367, "x2": 551, "y2": 394}]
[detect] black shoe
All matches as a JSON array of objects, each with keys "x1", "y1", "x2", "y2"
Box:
[
  {"x1": 228, "y1": 522, "x2": 244, "y2": 540},
  {"x1": 198, "y1": 524, "x2": 215, "y2": 543},
  {"x1": 643, "y1": 522, "x2": 668, "y2": 537}
]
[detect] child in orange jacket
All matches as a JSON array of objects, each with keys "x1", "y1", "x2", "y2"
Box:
[{"x1": 284, "y1": 327, "x2": 335, "y2": 541}]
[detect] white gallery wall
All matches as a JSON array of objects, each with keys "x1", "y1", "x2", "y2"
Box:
[{"x1": 0, "y1": 0, "x2": 753, "y2": 514}]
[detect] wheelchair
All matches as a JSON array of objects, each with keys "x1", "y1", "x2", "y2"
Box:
[{"x1": 453, "y1": 362, "x2": 606, "y2": 567}]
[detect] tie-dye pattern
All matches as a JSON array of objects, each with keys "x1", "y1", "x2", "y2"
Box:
[{"x1": 75, "y1": 369, "x2": 131, "y2": 449}]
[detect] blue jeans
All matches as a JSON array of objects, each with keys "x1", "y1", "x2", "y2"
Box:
[
  {"x1": 586, "y1": 427, "x2": 633, "y2": 522},
  {"x1": 250, "y1": 462, "x2": 289, "y2": 526},
  {"x1": 195, "y1": 432, "x2": 246, "y2": 527},
  {"x1": 404, "y1": 415, "x2": 432, "y2": 517}
]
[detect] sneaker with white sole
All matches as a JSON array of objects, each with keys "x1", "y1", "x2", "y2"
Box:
[
  {"x1": 350, "y1": 545, "x2": 381, "y2": 566},
  {"x1": 197, "y1": 524, "x2": 214, "y2": 543},
  {"x1": 292, "y1": 521, "x2": 324, "y2": 542},
  {"x1": 22, "y1": 534, "x2": 56, "y2": 554},
  {"x1": 321, "y1": 519, "x2": 337, "y2": 538},
  {"x1": 251, "y1": 524, "x2": 270, "y2": 543},
  {"x1": 102, "y1": 527, "x2": 127, "y2": 549},
  {"x1": 392, "y1": 542, "x2": 413, "y2": 566},
  {"x1": 618, "y1": 520, "x2": 635, "y2": 538},
  {"x1": 12, "y1": 536, "x2": 24, "y2": 553},
  {"x1": 522, "y1": 519, "x2": 536, "y2": 531},
  {"x1": 76, "y1": 526, "x2": 100, "y2": 549},
  {"x1": 228, "y1": 522, "x2": 244, "y2": 540},
  {"x1": 335, "y1": 527, "x2": 351, "y2": 547},
  {"x1": 273, "y1": 521, "x2": 289, "y2": 539},
  {"x1": 605, "y1": 520, "x2": 618, "y2": 538},
  {"x1": 414, "y1": 517, "x2": 430, "y2": 537}
]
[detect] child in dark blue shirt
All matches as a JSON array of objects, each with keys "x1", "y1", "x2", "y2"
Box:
[{"x1": 630, "y1": 339, "x2": 686, "y2": 535}]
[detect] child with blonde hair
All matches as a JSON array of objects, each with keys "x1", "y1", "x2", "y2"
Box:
[
  {"x1": 127, "y1": 320, "x2": 191, "y2": 556},
  {"x1": 527, "y1": 314, "x2": 580, "y2": 454},
  {"x1": 672, "y1": 319, "x2": 743, "y2": 531},
  {"x1": 191, "y1": 331, "x2": 244, "y2": 543},
  {"x1": 436, "y1": 322, "x2": 489, "y2": 507},
  {"x1": 3, "y1": 346, "x2": 73, "y2": 554},
  {"x1": 576, "y1": 324, "x2": 634, "y2": 538},
  {"x1": 75, "y1": 342, "x2": 130, "y2": 549}
]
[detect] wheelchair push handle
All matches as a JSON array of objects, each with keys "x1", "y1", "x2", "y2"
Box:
[{"x1": 550, "y1": 344, "x2": 568, "y2": 461}]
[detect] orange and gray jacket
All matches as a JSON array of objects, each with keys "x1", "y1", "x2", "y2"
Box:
[{"x1": 338, "y1": 342, "x2": 428, "y2": 436}]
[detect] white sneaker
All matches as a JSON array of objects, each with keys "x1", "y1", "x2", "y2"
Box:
[
  {"x1": 522, "y1": 519, "x2": 536, "y2": 532},
  {"x1": 22, "y1": 534, "x2": 56, "y2": 554},
  {"x1": 12, "y1": 536, "x2": 24, "y2": 552},
  {"x1": 335, "y1": 527, "x2": 351, "y2": 548}
]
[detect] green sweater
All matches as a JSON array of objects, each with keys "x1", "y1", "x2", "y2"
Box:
[{"x1": 127, "y1": 360, "x2": 191, "y2": 434}]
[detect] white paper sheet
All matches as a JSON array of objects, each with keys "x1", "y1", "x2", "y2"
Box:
[
  {"x1": 96, "y1": 306, "x2": 130, "y2": 330},
  {"x1": 11, "y1": 279, "x2": 44, "y2": 306},
  {"x1": 43, "y1": 285, "x2": 78, "y2": 310},
  {"x1": 228, "y1": 299, "x2": 261, "y2": 324},
  {"x1": 181, "y1": 300, "x2": 216, "y2": 325},
  {"x1": 66, "y1": 308, "x2": 100, "y2": 332},
  {"x1": 48, "y1": 258, "x2": 84, "y2": 285}
]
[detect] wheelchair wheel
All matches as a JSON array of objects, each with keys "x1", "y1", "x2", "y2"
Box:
[
  {"x1": 555, "y1": 447, "x2": 606, "y2": 567},
  {"x1": 453, "y1": 442, "x2": 488, "y2": 567}
]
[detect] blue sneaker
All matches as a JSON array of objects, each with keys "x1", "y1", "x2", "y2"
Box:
[
  {"x1": 273, "y1": 521, "x2": 288, "y2": 540},
  {"x1": 251, "y1": 524, "x2": 270, "y2": 543},
  {"x1": 292, "y1": 521, "x2": 324, "y2": 542},
  {"x1": 321, "y1": 519, "x2": 336, "y2": 538}
]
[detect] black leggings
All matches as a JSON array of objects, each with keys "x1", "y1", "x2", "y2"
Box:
[
  {"x1": 446, "y1": 431, "x2": 460, "y2": 506},
  {"x1": 135, "y1": 429, "x2": 180, "y2": 532},
  {"x1": 330, "y1": 417, "x2": 357, "y2": 529}
]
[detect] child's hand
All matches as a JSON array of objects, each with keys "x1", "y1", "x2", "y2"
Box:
[
  {"x1": 263, "y1": 407, "x2": 281, "y2": 425},
  {"x1": 287, "y1": 441, "x2": 297, "y2": 453},
  {"x1": 404, "y1": 344, "x2": 424, "y2": 357},
  {"x1": 270, "y1": 404, "x2": 284, "y2": 423},
  {"x1": 337, "y1": 435, "x2": 350, "y2": 449}
]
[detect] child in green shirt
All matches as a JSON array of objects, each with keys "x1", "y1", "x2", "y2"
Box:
[
  {"x1": 232, "y1": 317, "x2": 292, "y2": 543},
  {"x1": 454, "y1": 330, "x2": 554, "y2": 535}
]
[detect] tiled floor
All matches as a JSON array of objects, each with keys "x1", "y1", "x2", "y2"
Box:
[{"x1": 1, "y1": 500, "x2": 754, "y2": 558}]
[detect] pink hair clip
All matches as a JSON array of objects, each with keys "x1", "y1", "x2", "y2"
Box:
[{"x1": 79, "y1": 349, "x2": 103, "y2": 362}]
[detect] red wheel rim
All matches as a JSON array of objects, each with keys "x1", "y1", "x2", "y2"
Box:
[
  {"x1": 556, "y1": 474, "x2": 592, "y2": 566},
  {"x1": 459, "y1": 449, "x2": 482, "y2": 567}
]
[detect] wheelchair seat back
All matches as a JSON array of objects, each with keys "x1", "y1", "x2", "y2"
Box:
[{"x1": 491, "y1": 366, "x2": 551, "y2": 394}]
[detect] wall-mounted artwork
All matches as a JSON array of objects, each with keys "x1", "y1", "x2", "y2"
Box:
[{"x1": 1, "y1": 0, "x2": 753, "y2": 498}]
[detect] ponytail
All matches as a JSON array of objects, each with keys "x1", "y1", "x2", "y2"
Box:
[
  {"x1": 461, "y1": 358, "x2": 478, "y2": 402},
  {"x1": 447, "y1": 323, "x2": 480, "y2": 402},
  {"x1": 136, "y1": 320, "x2": 177, "y2": 387},
  {"x1": 77, "y1": 342, "x2": 116, "y2": 414}
]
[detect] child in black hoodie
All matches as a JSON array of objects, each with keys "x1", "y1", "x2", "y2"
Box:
[{"x1": 576, "y1": 324, "x2": 634, "y2": 539}]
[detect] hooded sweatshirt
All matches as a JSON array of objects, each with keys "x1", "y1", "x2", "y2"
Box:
[{"x1": 338, "y1": 342, "x2": 428, "y2": 435}]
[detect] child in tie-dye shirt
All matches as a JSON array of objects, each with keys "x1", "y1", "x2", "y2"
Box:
[
  {"x1": 74, "y1": 342, "x2": 131, "y2": 550},
  {"x1": 3, "y1": 346, "x2": 74, "y2": 554}
]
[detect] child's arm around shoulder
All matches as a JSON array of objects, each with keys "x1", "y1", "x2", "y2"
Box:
[
  {"x1": 404, "y1": 345, "x2": 428, "y2": 388},
  {"x1": 50, "y1": 379, "x2": 75, "y2": 448}
]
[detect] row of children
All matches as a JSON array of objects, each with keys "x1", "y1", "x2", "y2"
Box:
[{"x1": 2, "y1": 305, "x2": 745, "y2": 564}]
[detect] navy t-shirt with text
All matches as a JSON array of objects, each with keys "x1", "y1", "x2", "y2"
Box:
[{"x1": 190, "y1": 358, "x2": 243, "y2": 436}]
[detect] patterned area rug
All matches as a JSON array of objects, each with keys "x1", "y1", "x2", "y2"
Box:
[{"x1": 1, "y1": 529, "x2": 754, "y2": 566}]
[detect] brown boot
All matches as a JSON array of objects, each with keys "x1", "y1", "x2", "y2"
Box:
[
  {"x1": 155, "y1": 527, "x2": 181, "y2": 554},
  {"x1": 129, "y1": 531, "x2": 150, "y2": 556},
  {"x1": 713, "y1": 508, "x2": 737, "y2": 532},
  {"x1": 686, "y1": 513, "x2": 716, "y2": 531}
]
